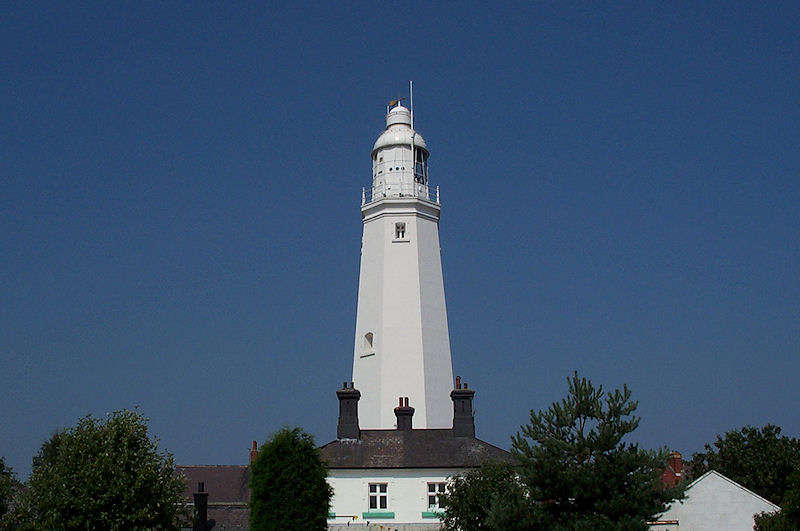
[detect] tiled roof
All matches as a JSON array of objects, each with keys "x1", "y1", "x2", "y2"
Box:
[
  {"x1": 176, "y1": 465, "x2": 250, "y2": 504},
  {"x1": 319, "y1": 429, "x2": 512, "y2": 469}
]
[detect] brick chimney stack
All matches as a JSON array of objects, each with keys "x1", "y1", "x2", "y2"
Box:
[
  {"x1": 336, "y1": 382, "x2": 361, "y2": 439},
  {"x1": 668, "y1": 451, "x2": 683, "y2": 474},
  {"x1": 249, "y1": 440, "x2": 258, "y2": 464},
  {"x1": 662, "y1": 450, "x2": 684, "y2": 488},
  {"x1": 451, "y1": 376, "x2": 475, "y2": 437},
  {"x1": 394, "y1": 397, "x2": 414, "y2": 431}
]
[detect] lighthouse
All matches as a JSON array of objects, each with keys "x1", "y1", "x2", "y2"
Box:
[
  {"x1": 352, "y1": 102, "x2": 455, "y2": 430},
  {"x1": 178, "y1": 97, "x2": 512, "y2": 529}
]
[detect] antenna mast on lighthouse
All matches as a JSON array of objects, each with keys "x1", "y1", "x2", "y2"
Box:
[
  {"x1": 409, "y1": 79, "x2": 414, "y2": 129},
  {"x1": 410, "y1": 80, "x2": 415, "y2": 164}
]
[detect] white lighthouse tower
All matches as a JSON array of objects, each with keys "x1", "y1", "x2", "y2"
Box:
[{"x1": 352, "y1": 100, "x2": 454, "y2": 430}]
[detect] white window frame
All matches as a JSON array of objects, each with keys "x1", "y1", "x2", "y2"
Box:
[
  {"x1": 369, "y1": 482, "x2": 388, "y2": 510},
  {"x1": 427, "y1": 482, "x2": 446, "y2": 510},
  {"x1": 394, "y1": 222, "x2": 406, "y2": 240}
]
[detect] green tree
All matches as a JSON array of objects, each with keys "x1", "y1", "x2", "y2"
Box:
[
  {"x1": 249, "y1": 427, "x2": 332, "y2": 531},
  {"x1": 0, "y1": 457, "x2": 20, "y2": 522},
  {"x1": 688, "y1": 424, "x2": 800, "y2": 506},
  {"x1": 438, "y1": 373, "x2": 683, "y2": 531},
  {"x1": 439, "y1": 461, "x2": 528, "y2": 531},
  {"x1": 510, "y1": 372, "x2": 683, "y2": 530},
  {"x1": 754, "y1": 483, "x2": 799, "y2": 529},
  {"x1": 22, "y1": 409, "x2": 188, "y2": 530},
  {"x1": 753, "y1": 468, "x2": 800, "y2": 530}
]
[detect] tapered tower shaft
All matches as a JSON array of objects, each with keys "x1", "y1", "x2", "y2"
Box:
[{"x1": 352, "y1": 103, "x2": 454, "y2": 430}]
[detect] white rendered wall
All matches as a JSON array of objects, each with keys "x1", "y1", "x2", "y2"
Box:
[
  {"x1": 353, "y1": 104, "x2": 454, "y2": 430},
  {"x1": 327, "y1": 468, "x2": 456, "y2": 526},
  {"x1": 652, "y1": 471, "x2": 780, "y2": 531},
  {"x1": 352, "y1": 198, "x2": 454, "y2": 429}
]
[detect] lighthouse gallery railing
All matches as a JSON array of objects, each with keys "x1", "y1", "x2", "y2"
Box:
[{"x1": 362, "y1": 182, "x2": 440, "y2": 206}]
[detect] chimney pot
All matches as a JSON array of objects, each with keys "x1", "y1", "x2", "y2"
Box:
[{"x1": 394, "y1": 398, "x2": 414, "y2": 431}]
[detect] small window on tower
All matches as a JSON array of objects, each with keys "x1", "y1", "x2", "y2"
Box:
[
  {"x1": 395, "y1": 222, "x2": 406, "y2": 239},
  {"x1": 360, "y1": 332, "x2": 375, "y2": 358}
]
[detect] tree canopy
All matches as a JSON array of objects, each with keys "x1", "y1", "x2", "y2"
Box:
[
  {"x1": 754, "y1": 468, "x2": 800, "y2": 530},
  {"x1": 18, "y1": 408, "x2": 188, "y2": 530},
  {"x1": 690, "y1": 424, "x2": 800, "y2": 530},
  {"x1": 689, "y1": 424, "x2": 800, "y2": 506},
  {"x1": 249, "y1": 427, "x2": 332, "y2": 531},
  {"x1": 0, "y1": 457, "x2": 19, "y2": 523},
  {"x1": 438, "y1": 461, "x2": 527, "y2": 531},
  {"x1": 439, "y1": 372, "x2": 684, "y2": 530}
]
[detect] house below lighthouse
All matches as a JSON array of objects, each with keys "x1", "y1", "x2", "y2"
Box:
[{"x1": 321, "y1": 99, "x2": 511, "y2": 528}]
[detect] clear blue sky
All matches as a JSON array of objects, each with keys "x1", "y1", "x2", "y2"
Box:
[{"x1": 2, "y1": 2, "x2": 798, "y2": 479}]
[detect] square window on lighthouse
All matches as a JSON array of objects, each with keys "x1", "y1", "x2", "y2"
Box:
[{"x1": 394, "y1": 222, "x2": 406, "y2": 240}]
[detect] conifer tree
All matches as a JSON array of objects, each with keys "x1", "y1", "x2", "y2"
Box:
[
  {"x1": 508, "y1": 372, "x2": 683, "y2": 530},
  {"x1": 439, "y1": 372, "x2": 684, "y2": 530}
]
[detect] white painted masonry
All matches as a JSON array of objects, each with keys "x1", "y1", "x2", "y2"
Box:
[
  {"x1": 651, "y1": 470, "x2": 781, "y2": 531},
  {"x1": 352, "y1": 104, "x2": 454, "y2": 430},
  {"x1": 327, "y1": 468, "x2": 453, "y2": 527}
]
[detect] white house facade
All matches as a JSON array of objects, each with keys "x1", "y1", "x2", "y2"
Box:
[
  {"x1": 321, "y1": 380, "x2": 510, "y2": 528},
  {"x1": 650, "y1": 470, "x2": 781, "y2": 531}
]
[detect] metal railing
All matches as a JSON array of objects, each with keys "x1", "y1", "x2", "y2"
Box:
[{"x1": 362, "y1": 182, "x2": 439, "y2": 205}]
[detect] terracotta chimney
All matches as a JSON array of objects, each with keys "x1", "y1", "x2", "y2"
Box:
[
  {"x1": 250, "y1": 440, "x2": 258, "y2": 464},
  {"x1": 668, "y1": 451, "x2": 683, "y2": 474},
  {"x1": 336, "y1": 381, "x2": 361, "y2": 439},
  {"x1": 451, "y1": 376, "x2": 475, "y2": 437},
  {"x1": 662, "y1": 451, "x2": 684, "y2": 488},
  {"x1": 394, "y1": 396, "x2": 414, "y2": 431}
]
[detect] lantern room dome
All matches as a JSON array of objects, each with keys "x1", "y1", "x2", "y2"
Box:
[
  {"x1": 372, "y1": 105, "x2": 428, "y2": 157},
  {"x1": 386, "y1": 104, "x2": 411, "y2": 126}
]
